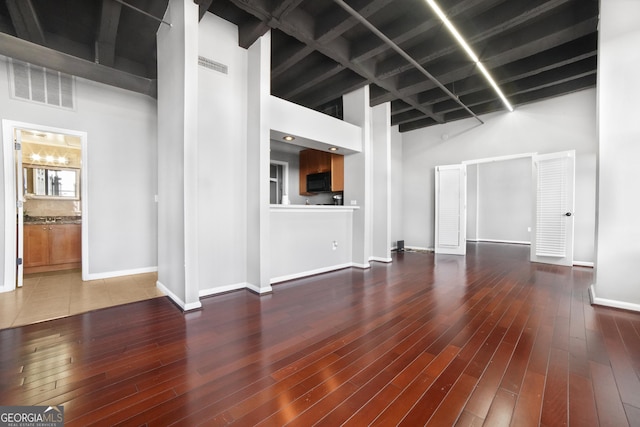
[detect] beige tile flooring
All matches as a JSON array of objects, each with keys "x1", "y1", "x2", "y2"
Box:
[{"x1": 0, "y1": 269, "x2": 165, "y2": 329}]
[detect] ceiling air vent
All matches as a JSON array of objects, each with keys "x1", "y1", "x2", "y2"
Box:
[
  {"x1": 198, "y1": 56, "x2": 228, "y2": 74},
  {"x1": 9, "y1": 60, "x2": 75, "y2": 110}
]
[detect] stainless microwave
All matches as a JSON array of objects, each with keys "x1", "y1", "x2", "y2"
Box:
[{"x1": 307, "y1": 172, "x2": 331, "y2": 192}]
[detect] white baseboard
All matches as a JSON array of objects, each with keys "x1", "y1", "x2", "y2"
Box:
[
  {"x1": 573, "y1": 261, "x2": 594, "y2": 268},
  {"x1": 84, "y1": 266, "x2": 158, "y2": 281},
  {"x1": 270, "y1": 263, "x2": 354, "y2": 284},
  {"x1": 199, "y1": 282, "x2": 248, "y2": 298},
  {"x1": 472, "y1": 239, "x2": 531, "y2": 245},
  {"x1": 246, "y1": 282, "x2": 273, "y2": 294},
  {"x1": 156, "y1": 280, "x2": 202, "y2": 312},
  {"x1": 405, "y1": 246, "x2": 433, "y2": 252},
  {"x1": 351, "y1": 262, "x2": 371, "y2": 269},
  {"x1": 589, "y1": 285, "x2": 640, "y2": 312},
  {"x1": 370, "y1": 256, "x2": 392, "y2": 263}
]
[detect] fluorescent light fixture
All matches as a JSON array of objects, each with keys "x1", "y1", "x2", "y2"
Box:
[{"x1": 425, "y1": 0, "x2": 513, "y2": 112}]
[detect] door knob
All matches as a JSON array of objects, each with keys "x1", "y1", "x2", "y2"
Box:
[{"x1": 564, "y1": 212, "x2": 572, "y2": 217}]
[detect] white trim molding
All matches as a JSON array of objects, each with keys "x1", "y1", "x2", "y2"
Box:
[
  {"x1": 573, "y1": 261, "x2": 594, "y2": 268},
  {"x1": 246, "y1": 283, "x2": 273, "y2": 294},
  {"x1": 199, "y1": 282, "x2": 248, "y2": 298},
  {"x1": 473, "y1": 239, "x2": 531, "y2": 245},
  {"x1": 589, "y1": 285, "x2": 640, "y2": 313},
  {"x1": 270, "y1": 263, "x2": 353, "y2": 284},
  {"x1": 84, "y1": 266, "x2": 158, "y2": 281},
  {"x1": 370, "y1": 256, "x2": 392, "y2": 263},
  {"x1": 156, "y1": 280, "x2": 202, "y2": 312}
]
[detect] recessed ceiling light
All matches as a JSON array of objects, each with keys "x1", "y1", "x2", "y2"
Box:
[
  {"x1": 283, "y1": 135, "x2": 295, "y2": 141},
  {"x1": 329, "y1": 147, "x2": 338, "y2": 151}
]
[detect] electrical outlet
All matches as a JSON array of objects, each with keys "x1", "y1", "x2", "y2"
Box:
[
  {"x1": 332, "y1": 241, "x2": 338, "y2": 250},
  {"x1": 350, "y1": 200, "x2": 357, "y2": 205},
  {"x1": 527, "y1": 227, "x2": 531, "y2": 232}
]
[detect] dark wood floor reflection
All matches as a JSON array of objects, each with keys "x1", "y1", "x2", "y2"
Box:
[{"x1": 1, "y1": 243, "x2": 639, "y2": 426}]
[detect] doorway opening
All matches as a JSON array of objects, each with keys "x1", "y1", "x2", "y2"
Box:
[
  {"x1": 2, "y1": 120, "x2": 88, "y2": 293},
  {"x1": 435, "y1": 151, "x2": 575, "y2": 267}
]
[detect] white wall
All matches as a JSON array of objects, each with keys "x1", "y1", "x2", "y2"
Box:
[
  {"x1": 0, "y1": 55, "x2": 157, "y2": 282},
  {"x1": 592, "y1": 0, "x2": 640, "y2": 309},
  {"x1": 476, "y1": 158, "x2": 532, "y2": 243},
  {"x1": 402, "y1": 89, "x2": 597, "y2": 263},
  {"x1": 270, "y1": 207, "x2": 354, "y2": 281},
  {"x1": 466, "y1": 164, "x2": 478, "y2": 240},
  {"x1": 197, "y1": 13, "x2": 248, "y2": 293}
]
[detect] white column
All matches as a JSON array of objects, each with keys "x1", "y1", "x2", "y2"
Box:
[
  {"x1": 156, "y1": 0, "x2": 201, "y2": 310},
  {"x1": 246, "y1": 31, "x2": 272, "y2": 293},
  {"x1": 371, "y1": 102, "x2": 392, "y2": 262},
  {"x1": 591, "y1": 0, "x2": 640, "y2": 311},
  {"x1": 343, "y1": 86, "x2": 372, "y2": 267}
]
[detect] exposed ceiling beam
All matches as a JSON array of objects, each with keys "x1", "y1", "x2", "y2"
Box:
[
  {"x1": 413, "y1": 35, "x2": 597, "y2": 108},
  {"x1": 350, "y1": 0, "x2": 506, "y2": 63},
  {"x1": 95, "y1": 0, "x2": 122, "y2": 67},
  {"x1": 372, "y1": 14, "x2": 597, "y2": 106},
  {"x1": 228, "y1": 0, "x2": 444, "y2": 122},
  {"x1": 0, "y1": 32, "x2": 156, "y2": 98},
  {"x1": 5, "y1": 0, "x2": 45, "y2": 45},
  {"x1": 376, "y1": 0, "x2": 573, "y2": 80},
  {"x1": 196, "y1": 0, "x2": 214, "y2": 20},
  {"x1": 274, "y1": 61, "x2": 345, "y2": 99},
  {"x1": 314, "y1": 0, "x2": 394, "y2": 43},
  {"x1": 234, "y1": 0, "x2": 304, "y2": 48},
  {"x1": 398, "y1": 74, "x2": 596, "y2": 132}
]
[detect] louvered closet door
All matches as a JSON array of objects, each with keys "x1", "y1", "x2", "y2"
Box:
[
  {"x1": 530, "y1": 151, "x2": 575, "y2": 266},
  {"x1": 435, "y1": 164, "x2": 467, "y2": 255}
]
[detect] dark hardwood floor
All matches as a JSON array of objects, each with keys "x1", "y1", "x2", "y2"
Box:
[{"x1": 1, "y1": 243, "x2": 639, "y2": 426}]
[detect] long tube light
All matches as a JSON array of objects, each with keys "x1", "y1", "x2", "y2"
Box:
[{"x1": 425, "y1": 0, "x2": 514, "y2": 112}]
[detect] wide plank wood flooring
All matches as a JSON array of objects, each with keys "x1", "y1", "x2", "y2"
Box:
[{"x1": 1, "y1": 243, "x2": 639, "y2": 426}]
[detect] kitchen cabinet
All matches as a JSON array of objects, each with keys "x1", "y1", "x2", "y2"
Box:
[
  {"x1": 24, "y1": 223, "x2": 81, "y2": 274},
  {"x1": 299, "y1": 149, "x2": 344, "y2": 194}
]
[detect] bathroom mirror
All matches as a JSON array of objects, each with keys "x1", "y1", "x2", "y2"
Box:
[{"x1": 23, "y1": 166, "x2": 79, "y2": 199}]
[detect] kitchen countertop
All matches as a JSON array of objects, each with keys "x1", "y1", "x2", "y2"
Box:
[{"x1": 24, "y1": 216, "x2": 82, "y2": 225}]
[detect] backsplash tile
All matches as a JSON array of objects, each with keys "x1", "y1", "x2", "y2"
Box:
[{"x1": 24, "y1": 199, "x2": 81, "y2": 217}]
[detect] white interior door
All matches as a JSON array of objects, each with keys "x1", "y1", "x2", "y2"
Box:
[
  {"x1": 531, "y1": 150, "x2": 575, "y2": 266},
  {"x1": 15, "y1": 129, "x2": 24, "y2": 287},
  {"x1": 435, "y1": 164, "x2": 467, "y2": 255}
]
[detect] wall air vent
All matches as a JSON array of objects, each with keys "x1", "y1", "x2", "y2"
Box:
[
  {"x1": 198, "y1": 56, "x2": 228, "y2": 74},
  {"x1": 9, "y1": 60, "x2": 75, "y2": 110}
]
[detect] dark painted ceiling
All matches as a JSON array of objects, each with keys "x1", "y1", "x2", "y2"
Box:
[{"x1": 0, "y1": 0, "x2": 598, "y2": 132}]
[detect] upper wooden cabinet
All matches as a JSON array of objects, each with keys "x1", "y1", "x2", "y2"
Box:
[{"x1": 299, "y1": 149, "x2": 344, "y2": 194}]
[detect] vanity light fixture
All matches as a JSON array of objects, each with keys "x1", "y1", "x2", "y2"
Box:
[
  {"x1": 57, "y1": 156, "x2": 67, "y2": 164},
  {"x1": 283, "y1": 135, "x2": 295, "y2": 141},
  {"x1": 31, "y1": 154, "x2": 41, "y2": 161},
  {"x1": 45, "y1": 155, "x2": 55, "y2": 163},
  {"x1": 329, "y1": 147, "x2": 338, "y2": 152},
  {"x1": 425, "y1": 0, "x2": 514, "y2": 112}
]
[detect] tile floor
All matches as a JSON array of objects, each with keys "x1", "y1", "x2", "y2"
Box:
[{"x1": 0, "y1": 269, "x2": 165, "y2": 329}]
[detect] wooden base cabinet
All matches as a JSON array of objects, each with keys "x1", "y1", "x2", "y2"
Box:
[{"x1": 24, "y1": 224, "x2": 81, "y2": 274}]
